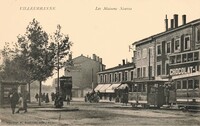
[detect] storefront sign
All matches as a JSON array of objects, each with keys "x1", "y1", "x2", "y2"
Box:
[{"x1": 170, "y1": 65, "x2": 198, "y2": 76}]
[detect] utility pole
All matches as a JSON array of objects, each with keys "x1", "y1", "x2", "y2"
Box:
[
  {"x1": 57, "y1": 25, "x2": 61, "y2": 93},
  {"x1": 92, "y1": 68, "x2": 94, "y2": 90},
  {"x1": 148, "y1": 48, "x2": 151, "y2": 80}
]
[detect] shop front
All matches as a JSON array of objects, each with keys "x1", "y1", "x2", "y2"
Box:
[{"x1": 169, "y1": 62, "x2": 200, "y2": 103}]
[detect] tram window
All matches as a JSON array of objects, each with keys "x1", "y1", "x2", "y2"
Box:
[
  {"x1": 176, "y1": 81, "x2": 181, "y2": 89},
  {"x1": 188, "y1": 80, "x2": 193, "y2": 89},
  {"x1": 182, "y1": 80, "x2": 187, "y2": 89},
  {"x1": 194, "y1": 80, "x2": 199, "y2": 89}
]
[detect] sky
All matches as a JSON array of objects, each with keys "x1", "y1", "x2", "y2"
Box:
[{"x1": 1, "y1": 0, "x2": 200, "y2": 85}]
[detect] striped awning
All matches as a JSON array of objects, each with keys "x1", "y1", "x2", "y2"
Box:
[
  {"x1": 98, "y1": 84, "x2": 111, "y2": 93},
  {"x1": 105, "y1": 84, "x2": 121, "y2": 93}
]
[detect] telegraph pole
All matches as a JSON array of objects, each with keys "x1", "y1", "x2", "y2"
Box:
[{"x1": 57, "y1": 25, "x2": 61, "y2": 92}]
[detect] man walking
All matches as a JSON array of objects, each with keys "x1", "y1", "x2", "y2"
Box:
[{"x1": 9, "y1": 88, "x2": 19, "y2": 114}]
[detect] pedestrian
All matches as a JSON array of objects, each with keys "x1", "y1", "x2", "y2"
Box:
[
  {"x1": 42, "y1": 93, "x2": 46, "y2": 102},
  {"x1": 35, "y1": 93, "x2": 39, "y2": 102},
  {"x1": 23, "y1": 91, "x2": 28, "y2": 113},
  {"x1": 16, "y1": 93, "x2": 24, "y2": 113},
  {"x1": 51, "y1": 92, "x2": 55, "y2": 101},
  {"x1": 66, "y1": 95, "x2": 70, "y2": 105},
  {"x1": 45, "y1": 93, "x2": 49, "y2": 103},
  {"x1": 9, "y1": 88, "x2": 19, "y2": 114}
]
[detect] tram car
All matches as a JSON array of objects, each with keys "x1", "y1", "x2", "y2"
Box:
[
  {"x1": 128, "y1": 80, "x2": 176, "y2": 108},
  {"x1": 55, "y1": 76, "x2": 72, "y2": 108}
]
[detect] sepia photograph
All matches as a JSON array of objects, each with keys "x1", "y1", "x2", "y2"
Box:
[{"x1": 0, "y1": 0, "x2": 200, "y2": 125}]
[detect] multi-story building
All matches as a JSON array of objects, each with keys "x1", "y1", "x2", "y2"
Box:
[
  {"x1": 64, "y1": 54, "x2": 105, "y2": 97},
  {"x1": 95, "y1": 60, "x2": 135, "y2": 100},
  {"x1": 132, "y1": 14, "x2": 200, "y2": 103}
]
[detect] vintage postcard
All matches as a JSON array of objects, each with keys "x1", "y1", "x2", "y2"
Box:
[{"x1": 0, "y1": 0, "x2": 200, "y2": 125}]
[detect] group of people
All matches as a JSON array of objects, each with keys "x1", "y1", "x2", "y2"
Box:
[
  {"x1": 35, "y1": 92, "x2": 51, "y2": 103},
  {"x1": 9, "y1": 88, "x2": 28, "y2": 114},
  {"x1": 85, "y1": 90, "x2": 100, "y2": 103}
]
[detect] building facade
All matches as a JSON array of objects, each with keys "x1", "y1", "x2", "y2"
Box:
[
  {"x1": 95, "y1": 60, "x2": 135, "y2": 100},
  {"x1": 132, "y1": 14, "x2": 200, "y2": 103},
  {"x1": 64, "y1": 54, "x2": 105, "y2": 97}
]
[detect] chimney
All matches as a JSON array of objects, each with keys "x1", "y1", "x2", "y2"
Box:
[
  {"x1": 165, "y1": 15, "x2": 168, "y2": 31},
  {"x1": 174, "y1": 14, "x2": 178, "y2": 28},
  {"x1": 170, "y1": 19, "x2": 174, "y2": 29},
  {"x1": 99, "y1": 58, "x2": 102, "y2": 63},
  {"x1": 96, "y1": 56, "x2": 99, "y2": 62},
  {"x1": 182, "y1": 14, "x2": 186, "y2": 25},
  {"x1": 92, "y1": 54, "x2": 96, "y2": 61},
  {"x1": 122, "y1": 59, "x2": 125, "y2": 65}
]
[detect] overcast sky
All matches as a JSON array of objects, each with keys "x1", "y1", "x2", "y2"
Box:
[{"x1": 1, "y1": 0, "x2": 200, "y2": 85}]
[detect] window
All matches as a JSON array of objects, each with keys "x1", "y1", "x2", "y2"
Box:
[
  {"x1": 109, "y1": 74, "x2": 112, "y2": 83},
  {"x1": 104, "y1": 74, "x2": 107, "y2": 83},
  {"x1": 176, "y1": 81, "x2": 181, "y2": 89},
  {"x1": 194, "y1": 79, "x2": 199, "y2": 89},
  {"x1": 137, "y1": 68, "x2": 140, "y2": 78},
  {"x1": 182, "y1": 80, "x2": 187, "y2": 89},
  {"x1": 174, "y1": 38, "x2": 180, "y2": 52},
  {"x1": 114, "y1": 73, "x2": 117, "y2": 82},
  {"x1": 188, "y1": 53, "x2": 193, "y2": 61},
  {"x1": 143, "y1": 67, "x2": 146, "y2": 77},
  {"x1": 182, "y1": 54, "x2": 187, "y2": 62},
  {"x1": 137, "y1": 50, "x2": 141, "y2": 59},
  {"x1": 157, "y1": 45, "x2": 161, "y2": 55},
  {"x1": 184, "y1": 35, "x2": 191, "y2": 50},
  {"x1": 100, "y1": 75, "x2": 103, "y2": 83},
  {"x1": 124, "y1": 71, "x2": 128, "y2": 81},
  {"x1": 166, "y1": 63, "x2": 169, "y2": 75},
  {"x1": 194, "y1": 52, "x2": 199, "y2": 61},
  {"x1": 176, "y1": 55, "x2": 181, "y2": 63},
  {"x1": 131, "y1": 71, "x2": 134, "y2": 80},
  {"x1": 188, "y1": 80, "x2": 193, "y2": 89},
  {"x1": 166, "y1": 41, "x2": 171, "y2": 53},
  {"x1": 170, "y1": 56, "x2": 175, "y2": 64},
  {"x1": 118, "y1": 73, "x2": 121, "y2": 82},
  {"x1": 142, "y1": 48, "x2": 147, "y2": 58},
  {"x1": 195, "y1": 27, "x2": 200, "y2": 43},
  {"x1": 157, "y1": 64, "x2": 161, "y2": 76}
]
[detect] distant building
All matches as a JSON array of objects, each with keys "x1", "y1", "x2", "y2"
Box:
[
  {"x1": 64, "y1": 54, "x2": 105, "y2": 97},
  {"x1": 95, "y1": 60, "x2": 135, "y2": 100}
]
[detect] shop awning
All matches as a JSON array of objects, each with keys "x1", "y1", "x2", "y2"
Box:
[
  {"x1": 117, "y1": 84, "x2": 129, "y2": 89},
  {"x1": 105, "y1": 83, "x2": 121, "y2": 93},
  {"x1": 94, "y1": 84, "x2": 104, "y2": 92},
  {"x1": 98, "y1": 84, "x2": 111, "y2": 93}
]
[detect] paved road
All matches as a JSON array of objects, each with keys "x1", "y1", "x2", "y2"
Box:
[{"x1": 0, "y1": 99, "x2": 200, "y2": 126}]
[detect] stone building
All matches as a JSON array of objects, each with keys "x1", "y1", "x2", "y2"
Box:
[
  {"x1": 95, "y1": 60, "x2": 135, "y2": 101},
  {"x1": 64, "y1": 54, "x2": 105, "y2": 97},
  {"x1": 132, "y1": 14, "x2": 200, "y2": 103}
]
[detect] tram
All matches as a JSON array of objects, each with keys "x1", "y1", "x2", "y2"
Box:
[{"x1": 128, "y1": 80, "x2": 176, "y2": 108}]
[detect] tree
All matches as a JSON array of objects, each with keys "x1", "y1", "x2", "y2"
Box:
[{"x1": 1, "y1": 19, "x2": 72, "y2": 106}]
